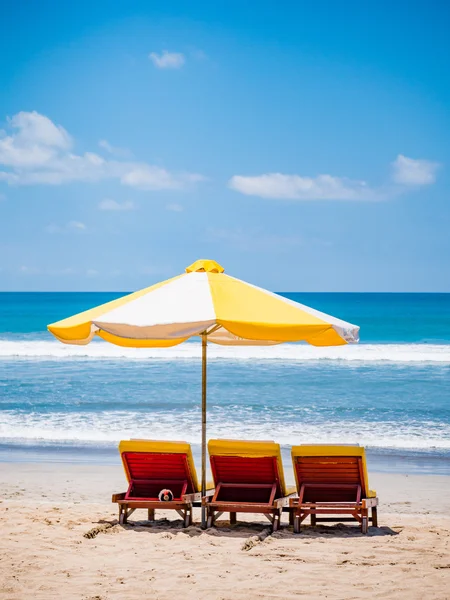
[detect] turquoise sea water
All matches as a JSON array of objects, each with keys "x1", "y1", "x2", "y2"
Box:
[{"x1": 0, "y1": 292, "x2": 449, "y2": 473}]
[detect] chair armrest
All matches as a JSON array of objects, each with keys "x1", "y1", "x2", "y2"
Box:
[
  {"x1": 201, "y1": 493, "x2": 214, "y2": 505},
  {"x1": 183, "y1": 488, "x2": 215, "y2": 503},
  {"x1": 275, "y1": 492, "x2": 298, "y2": 508},
  {"x1": 362, "y1": 497, "x2": 379, "y2": 508},
  {"x1": 112, "y1": 492, "x2": 126, "y2": 502}
]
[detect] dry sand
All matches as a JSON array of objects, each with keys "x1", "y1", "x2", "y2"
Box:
[{"x1": 1, "y1": 463, "x2": 450, "y2": 600}]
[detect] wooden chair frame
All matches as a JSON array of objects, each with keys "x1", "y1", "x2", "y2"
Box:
[
  {"x1": 203, "y1": 481, "x2": 295, "y2": 531},
  {"x1": 290, "y1": 460, "x2": 379, "y2": 534},
  {"x1": 113, "y1": 491, "x2": 193, "y2": 527},
  {"x1": 112, "y1": 488, "x2": 216, "y2": 527}
]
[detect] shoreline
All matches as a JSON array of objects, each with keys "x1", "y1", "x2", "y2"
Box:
[{"x1": 1, "y1": 440, "x2": 450, "y2": 476}]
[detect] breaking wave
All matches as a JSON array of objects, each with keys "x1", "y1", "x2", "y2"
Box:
[
  {"x1": 0, "y1": 409, "x2": 449, "y2": 451},
  {"x1": 0, "y1": 340, "x2": 450, "y2": 364}
]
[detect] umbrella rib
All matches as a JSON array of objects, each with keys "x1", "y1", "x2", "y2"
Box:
[{"x1": 205, "y1": 323, "x2": 221, "y2": 336}]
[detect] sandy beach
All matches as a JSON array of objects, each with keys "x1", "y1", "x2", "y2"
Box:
[{"x1": 1, "y1": 463, "x2": 449, "y2": 600}]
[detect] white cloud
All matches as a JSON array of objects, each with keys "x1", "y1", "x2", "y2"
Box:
[
  {"x1": 98, "y1": 198, "x2": 135, "y2": 211},
  {"x1": 166, "y1": 203, "x2": 184, "y2": 212},
  {"x1": 68, "y1": 220, "x2": 86, "y2": 231},
  {"x1": 392, "y1": 154, "x2": 440, "y2": 185},
  {"x1": 149, "y1": 50, "x2": 185, "y2": 69},
  {"x1": 121, "y1": 165, "x2": 183, "y2": 190},
  {"x1": 0, "y1": 111, "x2": 203, "y2": 190},
  {"x1": 121, "y1": 165, "x2": 204, "y2": 190},
  {"x1": 98, "y1": 139, "x2": 132, "y2": 158},
  {"x1": 0, "y1": 111, "x2": 71, "y2": 170},
  {"x1": 46, "y1": 221, "x2": 87, "y2": 233},
  {"x1": 229, "y1": 173, "x2": 378, "y2": 201},
  {"x1": 0, "y1": 111, "x2": 71, "y2": 168},
  {"x1": 229, "y1": 154, "x2": 439, "y2": 201}
]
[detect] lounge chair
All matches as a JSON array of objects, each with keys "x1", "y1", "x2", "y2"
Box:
[
  {"x1": 290, "y1": 445, "x2": 379, "y2": 534},
  {"x1": 203, "y1": 439, "x2": 295, "y2": 531},
  {"x1": 112, "y1": 440, "x2": 205, "y2": 527}
]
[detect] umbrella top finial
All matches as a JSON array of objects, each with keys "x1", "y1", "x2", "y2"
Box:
[{"x1": 185, "y1": 259, "x2": 224, "y2": 273}]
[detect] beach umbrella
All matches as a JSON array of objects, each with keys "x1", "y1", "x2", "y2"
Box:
[{"x1": 48, "y1": 258, "x2": 359, "y2": 526}]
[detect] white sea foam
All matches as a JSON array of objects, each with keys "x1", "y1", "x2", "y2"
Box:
[
  {"x1": 1, "y1": 410, "x2": 449, "y2": 451},
  {"x1": 0, "y1": 340, "x2": 450, "y2": 363}
]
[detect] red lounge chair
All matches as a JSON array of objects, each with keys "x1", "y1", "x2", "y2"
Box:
[
  {"x1": 290, "y1": 445, "x2": 379, "y2": 534},
  {"x1": 112, "y1": 440, "x2": 205, "y2": 527},
  {"x1": 203, "y1": 439, "x2": 295, "y2": 531}
]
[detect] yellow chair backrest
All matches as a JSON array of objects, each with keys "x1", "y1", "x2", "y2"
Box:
[
  {"x1": 119, "y1": 439, "x2": 199, "y2": 493},
  {"x1": 291, "y1": 444, "x2": 372, "y2": 498},
  {"x1": 208, "y1": 439, "x2": 288, "y2": 497}
]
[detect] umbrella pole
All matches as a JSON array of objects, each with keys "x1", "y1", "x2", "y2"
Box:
[{"x1": 201, "y1": 332, "x2": 207, "y2": 529}]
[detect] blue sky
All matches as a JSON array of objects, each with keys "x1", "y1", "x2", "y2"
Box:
[{"x1": 0, "y1": 0, "x2": 449, "y2": 292}]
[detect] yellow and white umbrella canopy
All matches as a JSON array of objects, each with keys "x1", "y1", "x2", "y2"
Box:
[
  {"x1": 48, "y1": 259, "x2": 359, "y2": 526},
  {"x1": 48, "y1": 259, "x2": 359, "y2": 348}
]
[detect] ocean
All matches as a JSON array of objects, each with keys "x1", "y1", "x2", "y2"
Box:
[{"x1": 1, "y1": 292, "x2": 449, "y2": 474}]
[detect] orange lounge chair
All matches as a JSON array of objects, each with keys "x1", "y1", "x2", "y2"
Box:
[
  {"x1": 203, "y1": 439, "x2": 295, "y2": 531},
  {"x1": 112, "y1": 440, "x2": 206, "y2": 527},
  {"x1": 290, "y1": 445, "x2": 379, "y2": 534}
]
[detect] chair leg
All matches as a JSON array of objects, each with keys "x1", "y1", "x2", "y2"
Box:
[
  {"x1": 293, "y1": 513, "x2": 301, "y2": 534},
  {"x1": 184, "y1": 509, "x2": 192, "y2": 528},
  {"x1": 371, "y1": 506, "x2": 378, "y2": 528},
  {"x1": 229, "y1": 512, "x2": 237, "y2": 525},
  {"x1": 206, "y1": 508, "x2": 214, "y2": 529},
  {"x1": 272, "y1": 512, "x2": 281, "y2": 532},
  {"x1": 289, "y1": 510, "x2": 294, "y2": 526},
  {"x1": 119, "y1": 506, "x2": 127, "y2": 525},
  {"x1": 311, "y1": 513, "x2": 317, "y2": 526},
  {"x1": 148, "y1": 509, "x2": 155, "y2": 522},
  {"x1": 361, "y1": 509, "x2": 369, "y2": 534}
]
